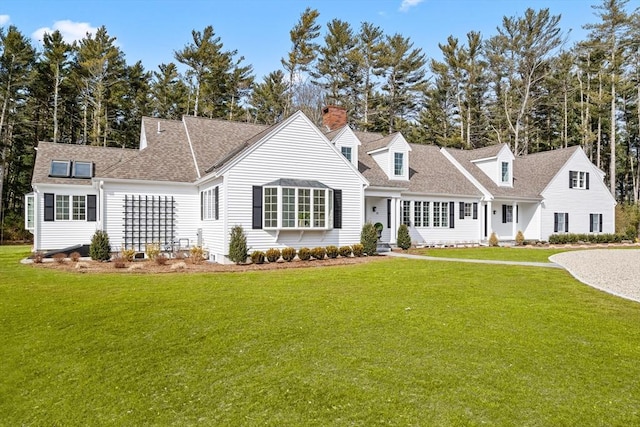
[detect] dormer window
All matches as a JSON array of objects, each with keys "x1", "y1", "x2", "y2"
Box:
[
  {"x1": 50, "y1": 160, "x2": 71, "y2": 177},
  {"x1": 73, "y1": 161, "x2": 93, "y2": 178},
  {"x1": 341, "y1": 146, "x2": 352, "y2": 162},
  {"x1": 501, "y1": 162, "x2": 510, "y2": 183},
  {"x1": 394, "y1": 152, "x2": 405, "y2": 176}
]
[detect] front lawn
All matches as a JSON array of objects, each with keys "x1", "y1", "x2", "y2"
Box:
[
  {"x1": 411, "y1": 246, "x2": 569, "y2": 263},
  {"x1": 1, "y1": 246, "x2": 639, "y2": 425}
]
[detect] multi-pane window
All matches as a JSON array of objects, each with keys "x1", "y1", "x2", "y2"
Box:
[
  {"x1": 25, "y1": 194, "x2": 35, "y2": 230},
  {"x1": 264, "y1": 187, "x2": 278, "y2": 228},
  {"x1": 72, "y1": 196, "x2": 86, "y2": 220},
  {"x1": 501, "y1": 162, "x2": 510, "y2": 183},
  {"x1": 263, "y1": 186, "x2": 332, "y2": 229},
  {"x1": 402, "y1": 200, "x2": 411, "y2": 225},
  {"x1": 413, "y1": 201, "x2": 430, "y2": 227},
  {"x1": 464, "y1": 203, "x2": 472, "y2": 217},
  {"x1": 341, "y1": 146, "x2": 352, "y2": 162},
  {"x1": 282, "y1": 188, "x2": 296, "y2": 227},
  {"x1": 590, "y1": 213, "x2": 602, "y2": 233},
  {"x1": 394, "y1": 152, "x2": 404, "y2": 176},
  {"x1": 433, "y1": 202, "x2": 448, "y2": 228},
  {"x1": 201, "y1": 187, "x2": 218, "y2": 220},
  {"x1": 56, "y1": 195, "x2": 70, "y2": 220},
  {"x1": 503, "y1": 205, "x2": 513, "y2": 223},
  {"x1": 554, "y1": 212, "x2": 569, "y2": 233},
  {"x1": 313, "y1": 189, "x2": 326, "y2": 227},
  {"x1": 570, "y1": 171, "x2": 589, "y2": 189}
]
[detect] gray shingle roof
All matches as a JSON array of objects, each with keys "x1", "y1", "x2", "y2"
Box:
[{"x1": 32, "y1": 142, "x2": 138, "y2": 186}]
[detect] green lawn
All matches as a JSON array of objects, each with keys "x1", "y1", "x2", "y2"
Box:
[
  {"x1": 1, "y1": 245, "x2": 639, "y2": 425},
  {"x1": 411, "y1": 246, "x2": 570, "y2": 263}
]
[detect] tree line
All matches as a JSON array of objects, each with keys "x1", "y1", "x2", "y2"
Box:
[{"x1": 0, "y1": 0, "x2": 638, "y2": 241}]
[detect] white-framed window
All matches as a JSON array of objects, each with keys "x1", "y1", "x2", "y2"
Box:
[
  {"x1": 570, "y1": 171, "x2": 589, "y2": 189},
  {"x1": 413, "y1": 201, "x2": 430, "y2": 227},
  {"x1": 55, "y1": 195, "x2": 70, "y2": 220},
  {"x1": 433, "y1": 202, "x2": 448, "y2": 228},
  {"x1": 201, "y1": 187, "x2": 219, "y2": 220},
  {"x1": 72, "y1": 195, "x2": 86, "y2": 220},
  {"x1": 590, "y1": 213, "x2": 602, "y2": 233},
  {"x1": 502, "y1": 205, "x2": 513, "y2": 223},
  {"x1": 501, "y1": 162, "x2": 510, "y2": 183},
  {"x1": 402, "y1": 200, "x2": 411, "y2": 226},
  {"x1": 25, "y1": 194, "x2": 35, "y2": 230},
  {"x1": 73, "y1": 161, "x2": 93, "y2": 178},
  {"x1": 50, "y1": 160, "x2": 71, "y2": 177},
  {"x1": 464, "y1": 203, "x2": 472, "y2": 217},
  {"x1": 341, "y1": 146, "x2": 352, "y2": 162},
  {"x1": 554, "y1": 212, "x2": 569, "y2": 233},
  {"x1": 263, "y1": 186, "x2": 333, "y2": 230},
  {"x1": 394, "y1": 152, "x2": 404, "y2": 176}
]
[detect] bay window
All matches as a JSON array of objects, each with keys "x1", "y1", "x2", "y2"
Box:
[{"x1": 261, "y1": 183, "x2": 334, "y2": 230}]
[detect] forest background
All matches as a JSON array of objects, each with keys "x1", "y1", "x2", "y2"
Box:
[{"x1": 0, "y1": 0, "x2": 638, "y2": 241}]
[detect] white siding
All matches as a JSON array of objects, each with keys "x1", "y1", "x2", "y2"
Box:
[
  {"x1": 332, "y1": 128, "x2": 360, "y2": 167},
  {"x1": 407, "y1": 197, "x2": 481, "y2": 245},
  {"x1": 102, "y1": 182, "x2": 199, "y2": 252},
  {"x1": 198, "y1": 177, "x2": 225, "y2": 261},
  {"x1": 220, "y1": 114, "x2": 364, "y2": 262},
  {"x1": 33, "y1": 185, "x2": 100, "y2": 251},
  {"x1": 540, "y1": 151, "x2": 616, "y2": 240}
]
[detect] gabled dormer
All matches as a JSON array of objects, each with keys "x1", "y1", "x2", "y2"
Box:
[
  {"x1": 367, "y1": 133, "x2": 412, "y2": 181},
  {"x1": 471, "y1": 144, "x2": 514, "y2": 187},
  {"x1": 330, "y1": 126, "x2": 361, "y2": 168}
]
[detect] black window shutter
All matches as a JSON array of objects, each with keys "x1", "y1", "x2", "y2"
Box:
[
  {"x1": 565, "y1": 213, "x2": 569, "y2": 232},
  {"x1": 554, "y1": 213, "x2": 559, "y2": 233},
  {"x1": 472, "y1": 203, "x2": 478, "y2": 219},
  {"x1": 502, "y1": 204, "x2": 507, "y2": 224},
  {"x1": 252, "y1": 186, "x2": 262, "y2": 229},
  {"x1": 569, "y1": 171, "x2": 574, "y2": 188},
  {"x1": 214, "y1": 187, "x2": 219, "y2": 220},
  {"x1": 87, "y1": 195, "x2": 97, "y2": 222},
  {"x1": 586, "y1": 172, "x2": 590, "y2": 190},
  {"x1": 599, "y1": 214, "x2": 602, "y2": 232},
  {"x1": 44, "y1": 193, "x2": 55, "y2": 222},
  {"x1": 459, "y1": 202, "x2": 465, "y2": 220},
  {"x1": 200, "y1": 191, "x2": 204, "y2": 221},
  {"x1": 449, "y1": 201, "x2": 455, "y2": 228},
  {"x1": 333, "y1": 189, "x2": 342, "y2": 229},
  {"x1": 516, "y1": 205, "x2": 519, "y2": 223},
  {"x1": 387, "y1": 199, "x2": 391, "y2": 228},
  {"x1": 589, "y1": 214, "x2": 594, "y2": 232}
]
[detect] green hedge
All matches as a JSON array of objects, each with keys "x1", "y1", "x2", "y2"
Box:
[{"x1": 548, "y1": 232, "x2": 631, "y2": 244}]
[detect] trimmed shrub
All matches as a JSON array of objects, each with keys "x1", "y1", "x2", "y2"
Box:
[
  {"x1": 298, "y1": 247, "x2": 311, "y2": 261},
  {"x1": 155, "y1": 254, "x2": 168, "y2": 265},
  {"x1": 228, "y1": 225, "x2": 248, "y2": 264},
  {"x1": 515, "y1": 230, "x2": 525, "y2": 246},
  {"x1": 397, "y1": 224, "x2": 411, "y2": 250},
  {"x1": 112, "y1": 256, "x2": 126, "y2": 269},
  {"x1": 90, "y1": 230, "x2": 111, "y2": 261},
  {"x1": 266, "y1": 248, "x2": 281, "y2": 263},
  {"x1": 548, "y1": 232, "x2": 626, "y2": 245},
  {"x1": 121, "y1": 248, "x2": 136, "y2": 262},
  {"x1": 69, "y1": 251, "x2": 82, "y2": 262},
  {"x1": 250, "y1": 250, "x2": 266, "y2": 264},
  {"x1": 281, "y1": 247, "x2": 296, "y2": 262},
  {"x1": 311, "y1": 246, "x2": 326, "y2": 260},
  {"x1": 488, "y1": 232, "x2": 499, "y2": 247},
  {"x1": 338, "y1": 245, "x2": 352, "y2": 258},
  {"x1": 352, "y1": 243, "x2": 364, "y2": 257},
  {"x1": 189, "y1": 246, "x2": 205, "y2": 264},
  {"x1": 361, "y1": 222, "x2": 378, "y2": 256},
  {"x1": 325, "y1": 245, "x2": 339, "y2": 259},
  {"x1": 145, "y1": 242, "x2": 161, "y2": 260},
  {"x1": 53, "y1": 253, "x2": 67, "y2": 264}
]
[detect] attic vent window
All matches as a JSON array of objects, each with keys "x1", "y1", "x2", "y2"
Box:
[
  {"x1": 73, "y1": 161, "x2": 93, "y2": 178},
  {"x1": 50, "y1": 160, "x2": 71, "y2": 177}
]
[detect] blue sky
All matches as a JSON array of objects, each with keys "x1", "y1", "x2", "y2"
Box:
[{"x1": 0, "y1": 0, "x2": 621, "y2": 80}]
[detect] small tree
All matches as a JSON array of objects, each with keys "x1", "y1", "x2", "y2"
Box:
[
  {"x1": 397, "y1": 223, "x2": 411, "y2": 250},
  {"x1": 228, "y1": 225, "x2": 248, "y2": 264},
  {"x1": 515, "y1": 230, "x2": 525, "y2": 246},
  {"x1": 361, "y1": 222, "x2": 378, "y2": 256},
  {"x1": 90, "y1": 230, "x2": 111, "y2": 261},
  {"x1": 488, "y1": 232, "x2": 499, "y2": 247}
]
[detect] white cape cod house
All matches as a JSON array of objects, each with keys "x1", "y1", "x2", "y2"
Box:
[{"x1": 26, "y1": 107, "x2": 616, "y2": 262}]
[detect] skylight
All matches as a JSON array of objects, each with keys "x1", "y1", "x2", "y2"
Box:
[
  {"x1": 73, "y1": 161, "x2": 93, "y2": 178},
  {"x1": 49, "y1": 160, "x2": 71, "y2": 177}
]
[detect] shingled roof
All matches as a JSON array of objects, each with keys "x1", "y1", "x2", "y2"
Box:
[{"x1": 32, "y1": 142, "x2": 138, "y2": 185}]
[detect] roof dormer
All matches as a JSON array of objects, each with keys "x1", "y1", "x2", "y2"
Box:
[
  {"x1": 367, "y1": 133, "x2": 411, "y2": 181},
  {"x1": 471, "y1": 144, "x2": 514, "y2": 187},
  {"x1": 330, "y1": 126, "x2": 361, "y2": 168}
]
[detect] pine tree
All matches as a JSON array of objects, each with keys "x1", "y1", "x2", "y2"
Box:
[
  {"x1": 151, "y1": 62, "x2": 189, "y2": 119},
  {"x1": 250, "y1": 70, "x2": 288, "y2": 124}
]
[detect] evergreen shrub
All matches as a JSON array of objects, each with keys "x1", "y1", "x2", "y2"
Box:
[
  {"x1": 311, "y1": 246, "x2": 326, "y2": 260},
  {"x1": 250, "y1": 250, "x2": 265, "y2": 264},
  {"x1": 281, "y1": 247, "x2": 296, "y2": 262},
  {"x1": 397, "y1": 224, "x2": 411, "y2": 250},
  {"x1": 338, "y1": 246, "x2": 352, "y2": 257},
  {"x1": 228, "y1": 225, "x2": 248, "y2": 264},
  {"x1": 360, "y1": 222, "x2": 378, "y2": 256},
  {"x1": 515, "y1": 230, "x2": 525, "y2": 245},
  {"x1": 298, "y1": 247, "x2": 311, "y2": 261},
  {"x1": 488, "y1": 232, "x2": 499, "y2": 247},
  {"x1": 352, "y1": 243, "x2": 364, "y2": 257},
  {"x1": 266, "y1": 248, "x2": 281, "y2": 263},
  {"x1": 90, "y1": 230, "x2": 111, "y2": 261},
  {"x1": 325, "y1": 245, "x2": 339, "y2": 259}
]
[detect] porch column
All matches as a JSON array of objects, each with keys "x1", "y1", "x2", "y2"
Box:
[
  {"x1": 512, "y1": 201, "x2": 518, "y2": 238},
  {"x1": 389, "y1": 197, "x2": 398, "y2": 244},
  {"x1": 486, "y1": 200, "x2": 493, "y2": 241}
]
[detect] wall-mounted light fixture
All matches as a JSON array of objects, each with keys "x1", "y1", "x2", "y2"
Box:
[
  {"x1": 493, "y1": 210, "x2": 496, "y2": 215},
  {"x1": 372, "y1": 206, "x2": 377, "y2": 212}
]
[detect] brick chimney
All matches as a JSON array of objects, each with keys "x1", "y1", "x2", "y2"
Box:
[{"x1": 322, "y1": 106, "x2": 347, "y2": 131}]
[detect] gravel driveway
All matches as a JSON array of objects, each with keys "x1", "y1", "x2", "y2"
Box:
[{"x1": 550, "y1": 249, "x2": 640, "y2": 303}]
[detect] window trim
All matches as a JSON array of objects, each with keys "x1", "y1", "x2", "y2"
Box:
[
  {"x1": 394, "y1": 152, "x2": 404, "y2": 177},
  {"x1": 569, "y1": 170, "x2": 590, "y2": 190},
  {"x1": 25, "y1": 194, "x2": 35, "y2": 230},
  {"x1": 200, "y1": 186, "x2": 219, "y2": 221},
  {"x1": 590, "y1": 213, "x2": 603, "y2": 233},
  {"x1": 262, "y1": 185, "x2": 334, "y2": 230},
  {"x1": 433, "y1": 201, "x2": 449, "y2": 228},
  {"x1": 501, "y1": 161, "x2": 510, "y2": 183},
  {"x1": 341, "y1": 146, "x2": 352, "y2": 162}
]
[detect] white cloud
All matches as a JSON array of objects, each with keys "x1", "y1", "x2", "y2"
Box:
[
  {"x1": 0, "y1": 14, "x2": 10, "y2": 26},
  {"x1": 32, "y1": 20, "x2": 98, "y2": 43},
  {"x1": 399, "y1": 0, "x2": 424, "y2": 12}
]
